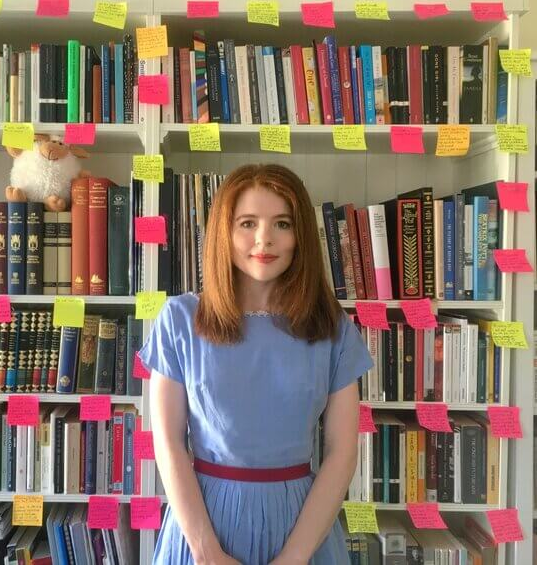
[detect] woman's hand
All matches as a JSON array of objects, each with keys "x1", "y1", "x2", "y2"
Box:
[
  {"x1": 269, "y1": 555, "x2": 308, "y2": 565},
  {"x1": 195, "y1": 551, "x2": 242, "y2": 565}
]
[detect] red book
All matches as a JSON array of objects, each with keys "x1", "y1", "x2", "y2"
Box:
[
  {"x1": 179, "y1": 47, "x2": 193, "y2": 123},
  {"x1": 337, "y1": 46, "x2": 354, "y2": 124},
  {"x1": 344, "y1": 203, "x2": 366, "y2": 299},
  {"x1": 112, "y1": 406, "x2": 125, "y2": 494},
  {"x1": 289, "y1": 45, "x2": 310, "y2": 124},
  {"x1": 134, "y1": 415, "x2": 142, "y2": 495},
  {"x1": 71, "y1": 177, "x2": 90, "y2": 295},
  {"x1": 314, "y1": 42, "x2": 334, "y2": 125},
  {"x1": 415, "y1": 328, "x2": 424, "y2": 401},
  {"x1": 407, "y1": 45, "x2": 423, "y2": 124},
  {"x1": 355, "y1": 208, "x2": 377, "y2": 300}
]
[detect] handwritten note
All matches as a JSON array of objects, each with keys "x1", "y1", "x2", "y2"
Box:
[
  {"x1": 80, "y1": 395, "x2": 112, "y2": 421},
  {"x1": 93, "y1": 1, "x2": 127, "y2": 29},
  {"x1": 301, "y1": 2, "x2": 335, "y2": 28},
  {"x1": 64, "y1": 123, "x2": 96, "y2": 145},
  {"x1": 435, "y1": 125, "x2": 470, "y2": 156},
  {"x1": 499, "y1": 49, "x2": 532, "y2": 77},
  {"x1": 355, "y1": 1, "x2": 389, "y2": 19},
  {"x1": 2, "y1": 122, "x2": 35, "y2": 151},
  {"x1": 401, "y1": 299, "x2": 437, "y2": 330},
  {"x1": 138, "y1": 75, "x2": 170, "y2": 105},
  {"x1": 493, "y1": 249, "x2": 533, "y2": 273},
  {"x1": 8, "y1": 395, "x2": 39, "y2": 426},
  {"x1": 247, "y1": 1, "x2": 280, "y2": 26},
  {"x1": 486, "y1": 508, "x2": 524, "y2": 543},
  {"x1": 487, "y1": 406, "x2": 523, "y2": 439},
  {"x1": 358, "y1": 404, "x2": 377, "y2": 433},
  {"x1": 0, "y1": 296, "x2": 12, "y2": 323},
  {"x1": 131, "y1": 497, "x2": 162, "y2": 529},
  {"x1": 496, "y1": 181, "x2": 529, "y2": 212},
  {"x1": 136, "y1": 25, "x2": 168, "y2": 59},
  {"x1": 491, "y1": 321, "x2": 528, "y2": 349},
  {"x1": 333, "y1": 125, "x2": 367, "y2": 150},
  {"x1": 133, "y1": 352, "x2": 151, "y2": 380},
  {"x1": 390, "y1": 126, "x2": 424, "y2": 154},
  {"x1": 12, "y1": 495, "x2": 44, "y2": 526},
  {"x1": 135, "y1": 216, "x2": 167, "y2": 244},
  {"x1": 53, "y1": 296, "x2": 85, "y2": 328},
  {"x1": 413, "y1": 3, "x2": 449, "y2": 19},
  {"x1": 36, "y1": 0, "x2": 69, "y2": 17},
  {"x1": 136, "y1": 291, "x2": 167, "y2": 320},
  {"x1": 88, "y1": 496, "x2": 119, "y2": 529},
  {"x1": 342, "y1": 502, "x2": 379, "y2": 534},
  {"x1": 259, "y1": 125, "x2": 291, "y2": 153},
  {"x1": 355, "y1": 302, "x2": 389, "y2": 330},
  {"x1": 470, "y1": 2, "x2": 507, "y2": 21},
  {"x1": 134, "y1": 430, "x2": 156, "y2": 460},
  {"x1": 187, "y1": 1, "x2": 220, "y2": 17},
  {"x1": 416, "y1": 402, "x2": 452, "y2": 432},
  {"x1": 495, "y1": 124, "x2": 529, "y2": 154},
  {"x1": 189, "y1": 123, "x2": 221, "y2": 151},
  {"x1": 133, "y1": 154, "x2": 164, "y2": 183},
  {"x1": 407, "y1": 503, "x2": 448, "y2": 529}
]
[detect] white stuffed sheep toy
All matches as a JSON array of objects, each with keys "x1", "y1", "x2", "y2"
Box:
[{"x1": 5, "y1": 133, "x2": 90, "y2": 212}]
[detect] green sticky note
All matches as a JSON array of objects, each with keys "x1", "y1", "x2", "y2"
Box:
[
  {"x1": 136, "y1": 291, "x2": 167, "y2": 320},
  {"x1": 189, "y1": 123, "x2": 221, "y2": 151},
  {"x1": 247, "y1": 1, "x2": 279, "y2": 26},
  {"x1": 491, "y1": 321, "x2": 528, "y2": 349},
  {"x1": 259, "y1": 125, "x2": 291, "y2": 153},
  {"x1": 499, "y1": 49, "x2": 532, "y2": 77},
  {"x1": 133, "y1": 154, "x2": 164, "y2": 182},
  {"x1": 355, "y1": 1, "x2": 390, "y2": 19},
  {"x1": 2, "y1": 123, "x2": 35, "y2": 151},
  {"x1": 495, "y1": 124, "x2": 529, "y2": 154},
  {"x1": 342, "y1": 502, "x2": 379, "y2": 534},
  {"x1": 53, "y1": 297, "x2": 85, "y2": 328},
  {"x1": 93, "y1": 1, "x2": 128, "y2": 29},
  {"x1": 333, "y1": 125, "x2": 367, "y2": 150}
]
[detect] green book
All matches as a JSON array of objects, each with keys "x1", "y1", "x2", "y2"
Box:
[{"x1": 67, "y1": 39, "x2": 80, "y2": 123}]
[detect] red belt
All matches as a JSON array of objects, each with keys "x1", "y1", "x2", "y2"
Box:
[{"x1": 193, "y1": 458, "x2": 311, "y2": 482}]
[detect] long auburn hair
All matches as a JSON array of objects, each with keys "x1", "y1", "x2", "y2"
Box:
[{"x1": 194, "y1": 163, "x2": 345, "y2": 345}]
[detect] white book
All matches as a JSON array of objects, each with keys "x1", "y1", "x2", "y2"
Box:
[
  {"x1": 137, "y1": 58, "x2": 147, "y2": 124},
  {"x1": 79, "y1": 44, "x2": 85, "y2": 123},
  {"x1": 367, "y1": 328, "x2": 380, "y2": 401},
  {"x1": 17, "y1": 51, "x2": 25, "y2": 123},
  {"x1": 64, "y1": 418, "x2": 81, "y2": 494},
  {"x1": 453, "y1": 425, "x2": 461, "y2": 503},
  {"x1": 15, "y1": 425, "x2": 27, "y2": 493},
  {"x1": 442, "y1": 325, "x2": 453, "y2": 402},
  {"x1": 451, "y1": 325, "x2": 461, "y2": 403},
  {"x1": 372, "y1": 45, "x2": 385, "y2": 124},
  {"x1": 161, "y1": 47, "x2": 175, "y2": 123},
  {"x1": 281, "y1": 48, "x2": 297, "y2": 125},
  {"x1": 254, "y1": 45, "x2": 269, "y2": 124},
  {"x1": 367, "y1": 204, "x2": 393, "y2": 300},
  {"x1": 47, "y1": 405, "x2": 71, "y2": 494},
  {"x1": 481, "y1": 44, "x2": 489, "y2": 124},
  {"x1": 467, "y1": 324, "x2": 479, "y2": 403},
  {"x1": 314, "y1": 205, "x2": 335, "y2": 293},
  {"x1": 447, "y1": 46, "x2": 460, "y2": 124},
  {"x1": 439, "y1": 314, "x2": 469, "y2": 403},
  {"x1": 263, "y1": 46, "x2": 280, "y2": 124},
  {"x1": 423, "y1": 329, "x2": 435, "y2": 400},
  {"x1": 26, "y1": 426, "x2": 34, "y2": 492},
  {"x1": 96, "y1": 420, "x2": 108, "y2": 494},
  {"x1": 234, "y1": 45, "x2": 252, "y2": 125}
]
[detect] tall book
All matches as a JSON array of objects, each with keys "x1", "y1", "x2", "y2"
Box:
[
  {"x1": 94, "y1": 319, "x2": 117, "y2": 394},
  {"x1": 193, "y1": 30, "x2": 209, "y2": 123},
  {"x1": 76, "y1": 315, "x2": 101, "y2": 393},
  {"x1": 108, "y1": 185, "x2": 131, "y2": 295},
  {"x1": 57, "y1": 212, "x2": 72, "y2": 296},
  {"x1": 367, "y1": 205, "x2": 393, "y2": 300},
  {"x1": 7, "y1": 202, "x2": 26, "y2": 295},
  {"x1": 25, "y1": 202, "x2": 44, "y2": 295},
  {"x1": 67, "y1": 39, "x2": 80, "y2": 123},
  {"x1": 71, "y1": 177, "x2": 89, "y2": 295},
  {"x1": 0, "y1": 202, "x2": 7, "y2": 294},
  {"x1": 43, "y1": 212, "x2": 58, "y2": 295},
  {"x1": 56, "y1": 326, "x2": 81, "y2": 394}
]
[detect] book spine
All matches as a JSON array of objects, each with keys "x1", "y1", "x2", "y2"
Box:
[
  {"x1": 397, "y1": 199, "x2": 423, "y2": 299},
  {"x1": 56, "y1": 326, "x2": 80, "y2": 393},
  {"x1": 337, "y1": 46, "x2": 354, "y2": 124},
  {"x1": 372, "y1": 45, "x2": 385, "y2": 125},
  {"x1": 39, "y1": 44, "x2": 55, "y2": 122},
  {"x1": 84, "y1": 420, "x2": 97, "y2": 494},
  {"x1": 55, "y1": 44, "x2": 67, "y2": 122},
  {"x1": 0, "y1": 202, "x2": 8, "y2": 295},
  {"x1": 67, "y1": 39, "x2": 80, "y2": 123},
  {"x1": 281, "y1": 48, "x2": 296, "y2": 126},
  {"x1": 322, "y1": 202, "x2": 347, "y2": 300},
  {"x1": 485, "y1": 199, "x2": 499, "y2": 301},
  {"x1": 460, "y1": 45, "x2": 483, "y2": 124},
  {"x1": 443, "y1": 200, "x2": 455, "y2": 300},
  {"x1": 111, "y1": 409, "x2": 124, "y2": 494},
  {"x1": 43, "y1": 212, "x2": 58, "y2": 295},
  {"x1": 429, "y1": 45, "x2": 446, "y2": 124},
  {"x1": 25, "y1": 202, "x2": 44, "y2": 295},
  {"x1": 263, "y1": 47, "x2": 279, "y2": 125},
  {"x1": 46, "y1": 324, "x2": 60, "y2": 392},
  {"x1": 94, "y1": 319, "x2": 117, "y2": 394},
  {"x1": 314, "y1": 42, "x2": 334, "y2": 125},
  {"x1": 56, "y1": 211, "x2": 72, "y2": 295},
  {"x1": 359, "y1": 45, "x2": 375, "y2": 124},
  {"x1": 355, "y1": 208, "x2": 377, "y2": 299},
  {"x1": 31, "y1": 311, "x2": 46, "y2": 392},
  {"x1": 324, "y1": 36, "x2": 343, "y2": 124},
  {"x1": 108, "y1": 185, "x2": 131, "y2": 295},
  {"x1": 218, "y1": 42, "x2": 230, "y2": 123},
  {"x1": 289, "y1": 45, "x2": 309, "y2": 124},
  {"x1": 421, "y1": 46, "x2": 431, "y2": 124},
  {"x1": 207, "y1": 43, "x2": 223, "y2": 122},
  {"x1": 473, "y1": 197, "x2": 489, "y2": 300},
  {"x1": 343, "y1": 204, "x2": 366, "y2": 299},
  {"x1": 246, "y1": 44, "x2": 261, "y2": 124},
  {"x1": 367, "y1": 205, "x2": 393, "y2": 300},
  {"x1": 122, "y1": 411, "x2": 135, "y2": 494},
  {"x1": 114, "y1": 43, "x2": 124, "y2": 124},
  {"x1": 223, "y1": 40, "x2": 240, "y2": 124},
  {"x1": 71, "y1": 178, "x2": 89, "y2": 294},
  {"x1": 301, "y1": 47, "x2": 321, "y2": 125},
  {"x1": 433, "y1": 200, "x2": 444, "y2": 300},
  {"x1": 88, "y1": 178, "x2": 109, "y2": 295},
  {"x1": 7, "y1": 202, "x2": 26, "y2": 295},
  {"x1": 114, "y1": 324, "x2": 127, "y2": 395},
  {"x1": 160, "y1": 47, "x2": 174, "y2": 124},
  {"x1": 349, "y1": 46, "x2": 361, "y2": 124},
  {"x1": 25, "y1": 310, "x2": 36, "y2": 392},
  {"x1": 126, "y1": 316, "x2": 143, "y2": 396},
  {"x1": 15, "y1": 311, "x2": 29, "y2": 393},
  {"x1": 425, "y1": 431, "x2": 437, "y2": 501},
  {"x1": 101, "y1": 45, "x2": 110, "y2": 123}
]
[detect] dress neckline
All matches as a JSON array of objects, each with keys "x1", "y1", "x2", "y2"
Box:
[{"x1": 188, "y1": 292, "x2": 278, "y2": 317}]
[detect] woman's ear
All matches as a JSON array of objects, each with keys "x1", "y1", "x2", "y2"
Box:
[{"x1": 69, "y1": 145, "x2": 90, "y2": 159}]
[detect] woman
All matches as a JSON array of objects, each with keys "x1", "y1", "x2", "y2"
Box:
[{"x1": 138, "y1": 163, "x2": 373, "y2": 564}]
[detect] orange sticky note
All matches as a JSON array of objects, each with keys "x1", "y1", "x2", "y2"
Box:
[
  {"x1": 88, "y1": 496, "x2": 119, "y2": 529},
  {"x1": 390, "y1": 126, "x2": 424, "y2": 154},
  {"x1": 355, "y1": 302, "x2": 389, "y2": 330},
  {"x1": 136, "y1": 25, "x2": 168, "y2": 59},
  {"x1": 131, "y1": 497, "x2": 162, "y2": 529},
  {"x1": 496, "y1": 181, "x2": 529, "y2": 212},
  {"x1": 135, "y1": 216, "x2": 167, "y2": 244},
  {"x1": 407, "y1": 502, "x2": 448, "y2": 529},
  {"x1": 401, "y1": 299, "x2": 437, "y2": 330},
  {"x1": 435, "y1": 125, "x2": 470, "y2": 156},
  {"x1": 301, "y1": 2, "x2": 335, "y2": 28},
  {"x1": 493, "y1": 249, "x2": 533, "y2": 273},
  {"x1": 36, "y1": 0, "x2": 69, "y2": 16},
  {"x1": 134, "y1": 430, "x2": 155, "y2": 460},
  {"x1": 187, "y1": 0, "x2": 219, "y2": 17},
  {"x1": 8, "y1": 395, "x2": 39, "y2": 426},
  {"x1": 133, "y1": 352, "x2": 151, "y2": 379},
  {"x1": 12, "y1": 495, "x2": 44, "y2": 526},
  {"x1": 358, "y1": 404, "x2": 377, "y2": 433},
  {"x1": 0, "y1": 295, "x2": 12, "y2": 323},
  {"x1": 138, "y1": 74, "x2": 170, "y2": 105},
  {"x1": 80, "y1": 395, "x2": 112, "y2": 421},
  {"x1": 470, "y1": 2, "x2": 507, "y2": 21},
  {"x1": 487, "y1": 406, "x2": 523, "y2": 439},
  {"x1": 416, "y1": 402, "x2": 452, "y2": 432},
  {"x1": 486, "y1": 509, "x2": 524, "y2": 543},
  {"x1": 64, "y1": 123, "x2": 96, "y2": 145},
  {"x1": 413, "y1": 3, "x2": 449, "y2": 18}
]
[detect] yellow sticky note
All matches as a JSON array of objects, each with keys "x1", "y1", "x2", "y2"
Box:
[
  {"x1": 53, "y1": 297, "x2": 85, "y2": 328},
  {"x1": 1, "y1": 123, "x2": 35, "y2": 151},
  {"x1": 93, "y1": 1, "x2": 127, "y2": 29},
  {"x1": 342, "y1": 502, "x2": 379, "y2": 534},
  {"x1": 499, "y1": 49, "x2": 532, "y2": 77},
  {"x1": 189, "y1": 123, "x2": 222, "y2": 151},
  {"x1": 435, "y1": 125, "x2": 470, "y2": 156},
  {"x1": 136, "y1": 291, "x2": 167, "y2": 320},
  {"x1": 355, "y1": 2, "x2": 390, "y2": 19},
  {"x1": 247, "y1": 1, "x2": 279, "y2": 26},
  {"x1": 13, "y1": 495, "x2": 44, "y2": 526},
  {"x1": 136, "y1": 25, "x2": 168, "y2": 59},
  {"x1": 133, "y1": 155, "x2": 164, "y2": 183},
  {"x1": 491, "y1": 321, "x2": 528, "y2": 349},
  {"x1": 260, "y1": 125, "x2": 291, "y2": 153},
  {"x1": 333, "y1": 125, "x2": 367, "y2": 150},
  {"x1": 495, "y1": 124, "x2": 529, "y2": 154}
]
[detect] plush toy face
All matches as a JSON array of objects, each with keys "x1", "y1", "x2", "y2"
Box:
[{"x1": 6, "y1": 133, "x2": 90, "y2": 161}]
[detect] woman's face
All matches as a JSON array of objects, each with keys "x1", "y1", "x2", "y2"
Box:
[{"x1": 231, "y1": 186, "x2": 296, "y2": 284}]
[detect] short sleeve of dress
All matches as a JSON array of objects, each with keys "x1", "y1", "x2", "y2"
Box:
[
  {"x1": 137, "y1": 298, "x2": 185, "y2": 385},
  {"x1": 329, "y1": 314, "x2": 374, "y2": 395}
]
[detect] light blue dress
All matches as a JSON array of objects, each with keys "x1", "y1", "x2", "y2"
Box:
[{"x1": 138, "y1": 292, "x2": 373, "y2": 565}]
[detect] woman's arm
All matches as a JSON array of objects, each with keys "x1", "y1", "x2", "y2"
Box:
[{"x1": 271, "y1": 382, "x2": 359, "y2": 564}]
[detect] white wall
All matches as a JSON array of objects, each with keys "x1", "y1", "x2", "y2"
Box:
[{"x1": 520, "y1": 9, "x2": 536, "y2": 48}]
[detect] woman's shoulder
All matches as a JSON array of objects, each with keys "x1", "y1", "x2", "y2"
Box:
[{"x1": 164, "y1": 292, "x2": 200, "y2": 326}]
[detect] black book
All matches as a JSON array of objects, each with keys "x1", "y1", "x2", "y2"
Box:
[
  {"x1": 108, "y1": 185, "x2": 131, "y2": 295},
  {"x1": 223, "y1": 39, "x2": 240, "y2": 124},
  {"x1": 385, "y1": 46, "x2": 399, "y2": 123},
  {"x1": 173, "y1": 47, "x2": 182, "y2": 123},
  {"x1": 114, "y1": 323, "x2": 127, "y2": 395},
  {"x1": 246, "y1": 44, "x2": 261, "y2": 124},
  {"x1": 53, "y1": 407, "x2": 71, "y2": 493},
  {"x1": 55, "y1": 45, "x2": 68, "y2": 123},
  {"x1": 158, "y1": 168, "x2": 174, "y2": 295},
  {"x1": 93, "y1": 319, "x2": 117, "y2": 394},
  {"x1": 25, "y1": 202, "x2": 44, "y2": 295},
  {"x1": 126, "y1": 315, "x2": 143, "y2": 396},
  {"x1": 396, "y1": 47, "x2": 410, "y2": 124},
  {"x1": 15, "y1": 310, "x2": 29, "y2": 393},
  {"x1": 206, "y1": 43, "x2": 223, "y2": 122},
  {"x1": 388, "y1": 424, "x2": 400, "y2": 503},
  {"x1": 7, "y1": 202, "x2": 26, "y2": 295},
  {"x1": 403, "y1": 325, "x2": 415, "y2": 401},
  {"x1": 273, "y1": 47, "x2": 288, "y2": 124},
  {"x1": 0, "y1": 203, "x2": 8, "y2": 295},
  {"x1": 428, "y1": 45, "x2": 447, "y2": 124},
  {"x1": 84, "y1": 420, "x2": 98, "y2": 494},
  {"x1": 436, "y1": 426, "x2": 455, "y2": 503},
  {"x1": 460, "y1": 45, "x2": 483, "y2": 124},
  {"x1": 123, "y1": 34, "x2": 135, "y2": 124},
  {"x1": 25, "y1": 311, "x2": 37, "y2": 392},
  {"x1": 383, "y1": 323, "x2": 398, "y2": 401},
  {"x1": 372, "y1": 428, "x2": 383, "y2": 502},
  {"x1": 39, "y1": 44, "x2": 56, "y2": 122},
  {"x1": 84, "y1": 46, "x2": 98, "y2": 123},
  {"x1": 322, "y1": 202, "x2": 347, "y2": 300}
]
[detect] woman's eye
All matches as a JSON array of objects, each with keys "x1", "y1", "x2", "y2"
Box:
[
  {"x1": 277, "y1": 221, "x2": 292, "y2": 229},
  {"x1": 240, "y1": 221, "x2": 254, "y2": 228}
]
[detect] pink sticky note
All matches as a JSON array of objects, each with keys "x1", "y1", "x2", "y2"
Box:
[
  {"x1": 36, "y1": 0, "x2": 69, "y2": 17},
  {"x1": 301, "y1": 2, "x2": 335, "y2": 28},
  {"x1": 413, "y1": 3, "x2": 450, "y2": 19},
  {"x1": 0, "y1": 296, "x2": 12, "y2": 323},
  {"x1": 131, "y1": 497, "x2": 162, "y2": 529},
  {"x1": 493, "y1": 249, "x2": 533, "y2": 273},
  {"x1": 358, "y1": 404, "x2": 377, "y2": 433},
  {"x1": 487, "y1": 406, "x2": 523, "y2": 439},
  {"x1": 64, "y1": 123, "x2": 96, "y2": 145},
  {"x1": 133, "y1": 352, "x2": 151, "y2": 380},
  {"x1": 471, "y1": 2, "x2": 507, "y2": 21},
  {"x1": 355, "y1": 302, "x2": 389, "y2": 330},
  {"x1": 7, "y1": 395, "x2": 39, "y2": 426},
  {"x1": 138, "y1": 75, "x2": 170, "y2": 105},
  {"x1": 80, "y1": 395, "x2": 112, "y2": 421},
  {"x1": 401, "y1": 299, "x2": 437, "y2": 330},
  {"x1": 134, "y1": 430, "x2": 155, "y2": 460},
  {"x1": 390, "y1": 126, "x2": 425, "y2": 154},
  {"x1": 187, "y1": 0, "x2": 219, "y2": 18},
  {"x1": 496, "y1": 181, "x2": 529, "y2": 212},
  {"x1": 416, "y1": 402, "x2": 452, "y2": 432},
  {"x1": 88, "y1": 496, "x2": 119, "y2": 529},
  {"x1": 407, "y1": 502, "x2": 448, "y2": 529},
  {"x1": 135, "y1": 216, "x2": 168, "y2": 244},
  {"x1": 486, "y1": 508, "x2": 524, "y2": 544}
]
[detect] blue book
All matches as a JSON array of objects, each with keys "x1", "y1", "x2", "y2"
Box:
[
  {"x1": 218, "y1": 42, "x2": 230, "y2": 123},
  {"x1": 84, "y1": 420, "x2": 98, "y2": 494},
  {"x1": 493, "y1": 345, "x2": 501, "y2": 403},
  {"x1": 123, "y1": 409, "x2": 135, "y2": 494},
  {"x1": 485, "y1": 199, "x2": 499, "y2": 301},
  {"x1": 7, "y1": 202, "x2": 26, "y2": 295},
  {"x1": 453, "y1": 194, "x2": 465, "y2": 300},
  {"x1": 53, "y1": 505, "x2": 69, "y2": 565},
  {"x1": 321, "y1": 202, "x2": 347, "y2": 300},
  {"x1": 496, "y1": 60, "x2": 508, "y2": 124},
  {"x1": 5, "y1": 311, "x2": 19, "y2": 392},
  {"x1": 472, "y1": 196, "x2": 489, "y2": 300},
  {"x1": 323, "y1": 36, "x2": 343, "y2": 124},
  {"x1": 358, "y1": 45, "x2": 375, "y2": 124},
  {"x1": 101, "y1": 45, "x2": 110, "y2": 123},
  {"x1": 114, "y1": 44, "x2": 124, "y2": 123},
  {"x1": 443, "y1": 200, "x2": 455, "y2": 300},
  {"x1": 56, "y1": 326, "x2": 81, "y2": 393},
  {"x1": 349, "y1": 46, "x2": 361, "y2": 124}
]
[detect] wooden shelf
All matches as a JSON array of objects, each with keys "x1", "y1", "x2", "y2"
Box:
[{"x1": 366, "y1": 402, "x2": 500, "y2": 411}]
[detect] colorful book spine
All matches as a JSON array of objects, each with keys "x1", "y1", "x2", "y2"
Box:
[
  {"x1": 472, "y1": 196, "x2": 489, "y2": 300},
  {"x1": 324, "y1": 36, "x2": 343, "y2": 124},
  {"x1": 443, "y1": 200, "x2": 455, "y2": 300},
  {"x1": 367, "y1": 205, "x2": 393, "y2": 300},
  {"x1": 114, "y1": 43, "x2": 124, "y2": 124},
  {"x1": 67, "y1": 39, "x2": 80, "y2": 123},
  {"x1": 194, "y1": 30, "x2": 209, "y2": 123},
  {"x1": 56, "y1": 326, "x2": 81, "y2": 394},
  {"x1": 7, "y1": 202, "x2": 26, "y2": 295},
  {"x1": 358, "y1": 45, "x2": 375, "y2": 124},
  {"x1": 100, "y1": 44, "x2": 110, "y2": 123},
  {"x1": 322, "y1": 202, "x2": 347, "y2": 300}
]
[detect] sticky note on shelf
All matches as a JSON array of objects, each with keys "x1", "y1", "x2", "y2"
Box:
[
  {"x1": 491, "y1": 321, "x2": 528, "y2": 349},
  {"x1": 407, "y1": 502, "x2": 448, "y2": 529},
  {"x1": 136, "y1": 291, "x2": 167, "y2": 320},
  {"x1": 354, "y1": 2, "x2": 389, "y2": 20},
  {"x1": 187, "y1": 1, "x2": 220, "y2": 18},
  {"x1": 358, "y1": 404, "x2": 377, "y2": 433},
  {"x1": 413, "y1": 3, "x2": 449, "y2": 19},
  {"x1": 131, "y1": 497, "x2": 162, "y2": 530},
  {"x1": 342, "y1": 502, "x2": 379, "y2": 534},
  {"x1": 355, "y1": 302, "x2": 389, "y2": 330},
  {"x1": 495, "y1": 124, "x2": 528, "y2": 154},
  {"x1": 493, "y1": 249, "x2": 533, "y2": 273},
  {"x1": 136, "y1": 25, "x2": 169, "y2": 59},
  {"x1": 13, "y1": 495, "x2": 44, "y2": 526},
  {"x1": 36, "y1": 0, "x2": 69, "y2": 17},
  {"x1": 80, "y1": 395, "x2": 112, "y2": 421},
  {"x1": 416, "y1": 402, "x2": 452, "y2": 432},
  {"x1": 2, "y1": 123, "x2": 35, "y2": 151},
  {"x1": 8, "y1": 395, "x2": 39, "y2": 426},
  {"x1": 133, "y1": 352, "x2": 151, "y2": 379},
  {"x1": 333, "y1": 125, "x2": 367, "y2": 150},
  {"x1": 53, "y1": 296, "x2": 85, "y2": 328},
  {"x1": 134, "y1": 430, "x2": 155, "y2": 460},
  {"x1": 435, "y1": 125, "x2": 470, "y2": 156},
  {"x1": 486, "y1": 508, "x2": 524, "y2": 544},
  {"x1": 133, "y1": 154, "x2": 164, "y2": 183},
  {"x1": 470, "y1": 2, "x2": 507, "y2": 21},
  {"x1": 0, "y1": 295, "x2": 12, "y2": 323},
  {"x1": 496, "y1": 181, "x2": 529, "y2": 212},
  {"x1": 301, "y1": 1, "x2": 335, "y2": 28},
  {"x1": 138, "y1": 74, "x2": 170, "y2": 105},
  {"x1": 499, "y1": 49, "x2": 532, "y2": 77},
  {"x1": 135, "y1": 216, "x2": 167, "y2": 244},
  {"x1": 88, "y1": 496, "x2": 119, "y2": 529},
  {"x1": 259, "y1": 125, "x2": 291, "y2": 153},
  {"x1": 390, "y1": 126, "x2": 424, "y2": 154},
  {"x1": 64, "y1": 123, "x2": 96, "y2": 145},
  {"x1": 93, "y1": 1, "x2": 127, "y2": 29},
  {"x1": 189, "y1": 123, "x2": 221, "y2": 151},
  {"x1": 487, "y1": 406, "x2": 523, "y2": 439},
  {"x1": 247, "y1": 1, "x2": 279, "y2": 26},
  {"x1": 400, "y1": 299, "x2": 437, "y2": 330}
]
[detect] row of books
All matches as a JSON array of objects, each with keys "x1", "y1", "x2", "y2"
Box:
[
  {"x1": 0, "y1": 309, "x2": 143, "y2": 396},
  {"x1": 159, "y1": 33, "x2": 507, "y2": 126},
  {"x1": 354, "y1": 316, "x2": 501, "y2": 404}
]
